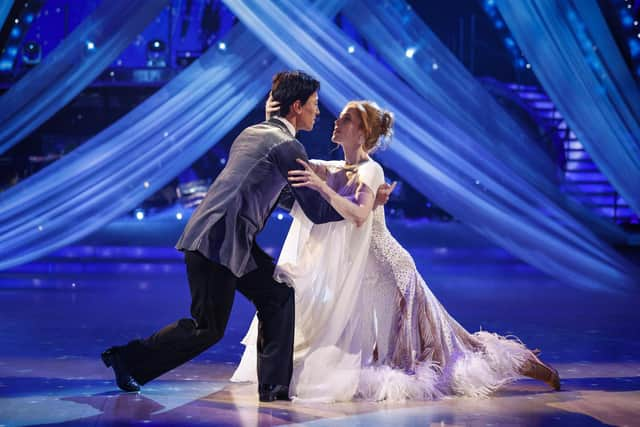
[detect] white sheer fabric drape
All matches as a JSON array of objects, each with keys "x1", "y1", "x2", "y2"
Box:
[{"x1": 223, "y1": 0, "x2": 637, "y2": 291}]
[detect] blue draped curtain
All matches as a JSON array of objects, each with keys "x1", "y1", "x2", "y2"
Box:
[
  {"x1": 222, "y1": 0, "x2": 637, "y2": 291},
  {"x1": 0, "y1": 0, "x2": 170, "y2": 154},
  {"x1": 0, "y1": 1, "x2": 13, "y2": 30},
  {"x1": 343, "y1": 0, "x2": 626, "y2": 243},
  {"x1": 1, "y1": 0, "x2": 636, "y2": 291},
  {"x1": 0, "y1": 0, "x2": 344, "y2": 270},
  {"x1": 0, "y1": 31, "x2": 280, "y2": 270},
  {"x1": 496, "y1": 0, "x2": 640, "y2": 216}
]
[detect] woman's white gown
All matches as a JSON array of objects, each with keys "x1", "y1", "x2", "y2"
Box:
[{"x1": 231, "y1": 159, "x2": 532, "y2": 401}]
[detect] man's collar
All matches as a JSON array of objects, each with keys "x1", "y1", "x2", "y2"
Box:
[{"x1": 272, "y1": 116, "x2": 296, "y2": 137}]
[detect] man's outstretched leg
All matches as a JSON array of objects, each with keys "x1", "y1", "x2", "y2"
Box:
[{"x1": 102, "y1": 250, "x2": 237, "y2": 391}]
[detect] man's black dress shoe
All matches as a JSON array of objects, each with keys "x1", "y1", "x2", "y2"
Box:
[
  {"x1": 258, "y1": 384, "x2": 290, "y2": 402},
  {"x1": 101, "y1": 347, "x2": 141, "y2": 392}
]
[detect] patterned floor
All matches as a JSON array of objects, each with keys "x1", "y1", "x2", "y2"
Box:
[{"x1": 1, "y1": 226, "x2": 638, "y2": 426}]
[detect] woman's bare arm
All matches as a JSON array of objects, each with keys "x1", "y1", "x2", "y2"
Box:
[{"x1": 289, "y1": 159, "x2": 374, "y2": 227}]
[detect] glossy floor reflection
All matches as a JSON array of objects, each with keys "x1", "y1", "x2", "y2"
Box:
[{"x1": 0, "y1": 235, "x2": 639, "y2": 426}]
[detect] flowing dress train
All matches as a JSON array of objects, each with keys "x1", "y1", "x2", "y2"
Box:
[{"x1": 231, "y1": 159, "x2": 533, "y2": 401}]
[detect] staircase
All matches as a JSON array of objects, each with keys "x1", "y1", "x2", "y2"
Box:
[{"x1": 506, "y1": 83, "x2": 638, "y2": 224}]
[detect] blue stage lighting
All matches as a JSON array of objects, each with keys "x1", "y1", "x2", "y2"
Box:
[
  {"x1": 10, "y1": 27, "x2": 20, "y2": 38},
  {"x1": 483, "y1": 0, "x2": 496, "y2": 14},
  {"x1": 147, "y1": 39, "x2": 166, "y2": 52},
  {"x1": 23, "y1": 41, "x2": 41, "y2": 65},
  {"x1": 0, "y1": 59, "x2": 13, "y2": 71},
  {"x1": 25, "y1": 13, "x2": 34, "y2": 24},
  {"x1": 86, "y1": 41, "x2": 95, "y2": 50},
  {"x1": 218, "y1": 42, "x2": 227, "y2": 50},
  {"x1": 629, "y1": 39, "x2": 640, "y2": 57},
  {"x1": 347, "y1": 45, "x2": 355, "y2": 54},
  {"x1": 405, "y1": 47, "x2": 416, "y2": 58},
  {"x1": 134, "y1": 209, "x2": 145, "y2": 220},
  {"x1": 621, "y1": 12, "x2": 633, "y2": 27},
  {"x1": 7, "y1": 46, "x2": 18, "y2": 57},
  {"x1": 176, "y1": 212, "x2": 183, "y2": 220}
]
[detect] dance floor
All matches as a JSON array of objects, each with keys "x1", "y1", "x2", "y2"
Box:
[{"x1": 1, "y1": 221, "x2": 639, "y2": 426}]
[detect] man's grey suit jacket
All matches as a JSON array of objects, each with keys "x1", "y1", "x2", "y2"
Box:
[{"x1": 176, "y1": 118, "x2": 342, "y2": 277}]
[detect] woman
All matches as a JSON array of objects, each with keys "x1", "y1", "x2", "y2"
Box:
[{"x1": 231, "y1": 100, "x2": 560, "y2": 401}]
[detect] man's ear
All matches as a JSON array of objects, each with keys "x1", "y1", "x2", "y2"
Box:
[{"x1": 291, "y1": 99, "x2": 303, "y2": 114}]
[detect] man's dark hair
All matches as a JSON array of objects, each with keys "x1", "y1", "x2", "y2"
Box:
[{"x1": 270, "y1": 70, "x2": 320, "y2": 117}]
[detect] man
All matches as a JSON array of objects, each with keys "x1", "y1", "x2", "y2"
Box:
[{"x1": 102, "y1": 71, "x2": 393, "y2": 402}]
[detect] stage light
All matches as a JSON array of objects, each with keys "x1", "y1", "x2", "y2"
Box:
[
  {"x1": 10, "y1": 27, "x2": 20, "y2": 38},
  {"x1": 0, "y1": 59, "x2": 13, "y2": 71},
  {"x1": 405, "y1": 47, "x2": 416, "y2": 58},
  {"x1": 135, "y1": 209, "x2": 145, "y2": 220},
  {"x1": 143, "y1": 181, "x2": 150, "y2": 188},
  {"x1": 177, "y1": 51, "x2": 197, "y2": 67},
  {"x1": 7, "y1": 46, "x2": 18, "y2": 57},
  {"x1": 22, "y1": 41, "x2": 41, "y2": 65},
  {"x1": 629, "y1": 39, "x2": 639, "y2": 57},
  {"x1": 525, "y1": 63, "x2": 531, "y2": 69},
  {"x1": 86, "y1": 41, "x2": 95, "y2": 50},
  {"x1": 218, "y1": 42, "x2": 227, "y2": 50},
  {"x1": 25, "y1": 13, "x2": 34, "y2": 24},
  {"x1": 176, "y1": 212, "x2": 183, "y2": 220},
  {"x1": 219, "y1": 157, "x2": 226, "y2": 165},
  {"x1": 147, "y1": 39, "x2": 165, "y2": 52},
  {"x1": 277, "y1": 213, "x2": 284, "y2": 220},
  {"x1": 347, "y1": 45, "x2": 355, "y2": 54},
  {"x1": 146, "y1": 40, "x2": 167, "y2": 67},
  {"x1": 14, "y1": 18, "x2": 19, "y2": 24},
  {"x1": 432, "y1": 62, "x2": 439, "y2": 70}
]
